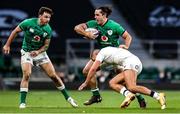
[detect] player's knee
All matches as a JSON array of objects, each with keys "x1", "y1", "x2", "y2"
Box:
[
  {"x1": 22, "y1": 74, "x2": 31, "y2": 81},
  {"x1": 109, "y1": 80, "x2": 115, "y2": 89},
  {"x1": 22, "y1": 71, "x2": 31, "y2": 80}
]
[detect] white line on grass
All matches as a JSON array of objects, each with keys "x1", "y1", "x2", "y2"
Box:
[{"x1": 0, "y1": 112, "x2": 178, "y2": 114}]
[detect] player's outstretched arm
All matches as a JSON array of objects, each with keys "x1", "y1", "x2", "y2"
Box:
[
  {"x1": 78, "y1": 60, "x2": 101, "y2": 90},
  {"x1": 3, "y1": 26, "x2": 22, "y2": 54}
]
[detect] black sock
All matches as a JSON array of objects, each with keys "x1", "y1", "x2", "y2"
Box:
[{"x1": 150, "y1": 91, "x2": 155, "y2": 97}]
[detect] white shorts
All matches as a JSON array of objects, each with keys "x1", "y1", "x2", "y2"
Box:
[
  {"x1": 116, "y1": 55, "x2": 142, "y2": 75},
  {"x1": 21, "y1": 49, "x2": 50, "y2": 66}
]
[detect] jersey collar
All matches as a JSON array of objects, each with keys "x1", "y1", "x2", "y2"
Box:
[{"x1": 101, "y1": 19, "x2": 109, "y2": 27}]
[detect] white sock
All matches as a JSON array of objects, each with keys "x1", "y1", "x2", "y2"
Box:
[
  {"x1": 135, "y1": 93, "x2": 140, "y2": 96},
  {"x1": 20, "y1": 88, "x2": 28, "y2": 92},
  {"x1": 57, "y1": 85, "x2": 65, "y2": 90},
  {"x1": 91, "y1": 88, "x2": 99, "y2": 92},
  {"x1": 153, "y1": 92, "x2": 160, "y2": 100},
  {"x1": 120, "y1": 87, "x2": 130, "y2": 97}
]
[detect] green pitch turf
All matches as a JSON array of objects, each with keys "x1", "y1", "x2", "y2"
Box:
[{"x1": 0, "y1": 90, "x2": 179, "y2": 113}]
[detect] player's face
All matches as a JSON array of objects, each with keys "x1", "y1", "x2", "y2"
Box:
[
  {"x1": 94, "y1": 9, "x2": 107, "y2": 26},
  {"x1": 39, "y1": 12, "x2": 51, "y2": 25}
]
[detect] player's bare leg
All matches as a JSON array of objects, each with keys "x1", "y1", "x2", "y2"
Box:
[
  {"x1": 109, "y1": 72, "x2": 135, "y2": 108},
  {"x1": 19, "y1": 63, "x2": 32, "y2": 108},
  {"x1": 124, "y1": 69, "x2": 166, "y2": 109},
  {"x1": 41, "y1": 62, "x2": 78, "y2": 107},
  {"x1": 112, "y1": 69, "x2": 146, "y2": 108}
]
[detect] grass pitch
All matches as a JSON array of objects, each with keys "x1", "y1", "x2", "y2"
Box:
[{"x1": 0, "y1": 90, "x2": 179, "y2": 113}]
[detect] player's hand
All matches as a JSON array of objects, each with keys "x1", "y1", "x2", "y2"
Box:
[
  {"x1": 84, "y1": 32, "x2": 97, "y2": 40},
  {"x1": 3, "y1": 45, "x2": 10, "y2": 54},
  {"x1": 30, "y1": 51, "x2": 39, "y2": 57},
  {"x1": 119, "y1": 45, "x2": 128, "y2": 49},
  {"x1": 78, "y1": 82, "x2": 88, "y2": 91}
]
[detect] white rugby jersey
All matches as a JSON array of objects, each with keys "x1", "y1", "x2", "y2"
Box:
[{"x1": 96, "y1": 47, "x2": 134, "y2": 65}]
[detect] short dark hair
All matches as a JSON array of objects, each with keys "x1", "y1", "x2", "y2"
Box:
[
  {"x1": 38, "y1": 7, "x2": 53, "y2": 16},
  {"x1": 96, "y1": 6, "x2": 112, "y2": 17}
]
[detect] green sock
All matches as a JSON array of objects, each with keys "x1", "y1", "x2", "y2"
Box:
[
  {"x1": 61, "y1": 88, "x2": 70, "y2": 100},
  {"x1": 136, "y1": 94, "x2": 145, "y2": 101},
  {"x1": 20, "y1": 91, "x2": 27, "y2": 104},
  {"x1": 91, "y1": 88, "x2": 100, "y2": 96}
]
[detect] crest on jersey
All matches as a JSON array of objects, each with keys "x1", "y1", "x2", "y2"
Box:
[
  {"x1": 107, "y1": 30, "x2": 113, "y2": 35},
  {"x1": 43, "y1": 32, "x2": 48, "y2": 37},
  {"x1": 29, "y1": 28, "x2": 34, "y2": 33},
  {"x1": 101, "y1": 36, "x2": 108, "y2": 41}
]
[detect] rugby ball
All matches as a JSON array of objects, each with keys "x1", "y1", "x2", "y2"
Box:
[{"x1": 85, "y1": 28, "x2": 99, "y2": 38}]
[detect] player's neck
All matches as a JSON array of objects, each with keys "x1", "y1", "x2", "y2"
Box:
[
  {"x1": 101, "y1": 18, "x2": 108, "y2": 26},
  {"x1": 37, "y1": 18, "x2": 44, "y2": 26}
]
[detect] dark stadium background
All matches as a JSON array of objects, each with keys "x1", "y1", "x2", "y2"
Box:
[{"x1": 0, "y1": 0, "x2": 180, "y2": 90}]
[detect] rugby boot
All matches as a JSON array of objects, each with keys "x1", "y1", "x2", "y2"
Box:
[
  {"x1": 19, "y1": 103, "x2": 26, "y2": 109},
  {"x1": 120, "y1": 93, "x2": 135, "y2": 108},
  {"x1": 84, "y1": 95, "x2": 102, "y2": 105},
  {"x1": 158, "y1": 93, "x2": 166, "y2": 109},
  {"x1": 137, "y1": 97, "x2": 147, "y2": 108},
  {"x1": 67, "y1": 97, "x2": 78, "y2": 108}
]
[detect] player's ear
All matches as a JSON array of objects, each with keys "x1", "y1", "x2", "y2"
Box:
[
  {"x1": 91, "y1": 50, "x2": 100, "y2": 60},
  {"x1": 38, "y1": 15, "x2": 41, "y2": 18}
]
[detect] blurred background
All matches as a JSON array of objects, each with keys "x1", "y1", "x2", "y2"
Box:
[{"x1": 0, "y1": 0, "x2": 180, "y2": 90}]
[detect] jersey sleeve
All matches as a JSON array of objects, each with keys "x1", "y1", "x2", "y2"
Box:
[
  {"x1": 86, "y1": 20, "x2": 97, "y2": 28},
  {"x1": 18, "y1": 19, "x2": 29, "y2": 31},
  {"x1": 46, "y1": 30, "x2": 52, "y2": 39},
  {"x1": 116, "y1": 24, "x2": 125, "y2": 36},
  {"x1": 45, "y1": 25, "x2": 52, "y2": 39}
]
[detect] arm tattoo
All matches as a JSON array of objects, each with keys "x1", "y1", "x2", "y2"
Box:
[{"x1": 38, "y1": 39, "x2": 50, "y2": 53}]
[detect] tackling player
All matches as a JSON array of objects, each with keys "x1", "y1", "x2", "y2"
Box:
[{"x1": 79, "y1": 47, "x2": 166, "y2": 109}]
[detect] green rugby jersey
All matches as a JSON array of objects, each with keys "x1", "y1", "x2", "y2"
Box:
[
  {"x1": 86, "y1": 20, "x2": 125, "y2": 48},
  {"x1": 19, "y1": 18, "x2": 52, "y2": 52}
]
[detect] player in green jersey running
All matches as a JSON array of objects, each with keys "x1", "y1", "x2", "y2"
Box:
[
  {"x1": 74, "y1": 6, "x2": 146, "y2": 108},
  {"x1": 3, "y1": 7, "x2": 78, "y2": 108}
]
